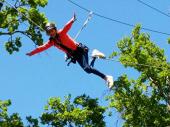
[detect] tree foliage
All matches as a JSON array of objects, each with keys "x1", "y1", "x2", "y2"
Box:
[
  {"x1": 0, "y1": 95, "x2": 106, "y2": 127},
  {"x1": 107, "y1": 24, "x2": 170, "y2": 126},
  {"x1": 0, "y1": 100, "x2": 24, "y2": 127},
  {"x1": 41, "y1": 94, "x2": 106, "y2": 127},
  {"x1": 0, "y1": 0, "x2": 48, "y2": 54}
]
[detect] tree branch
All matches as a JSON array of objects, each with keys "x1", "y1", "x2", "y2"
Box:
[
  {"x1": 148, "y1": 76, "x2": 165, "y2": 98},
  {"x1": 0, "y1": 30, "x2": 32, "y2": 41}
]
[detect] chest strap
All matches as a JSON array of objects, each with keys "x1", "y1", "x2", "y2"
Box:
[{"x1": 49, "y1": 35, "x2": 77, "y2": 66}]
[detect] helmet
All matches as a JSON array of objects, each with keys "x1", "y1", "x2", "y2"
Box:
[{"x1": 45, "y1": 22, "x2": 56, "y2": 31}]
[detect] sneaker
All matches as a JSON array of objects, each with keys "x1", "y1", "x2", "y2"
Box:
[
  {"x1": 105, "y1": 75, "x2": 114, "y2": 89},
  {"x1": 91, "y1": 49, "x2": 106, "y2": 59}
]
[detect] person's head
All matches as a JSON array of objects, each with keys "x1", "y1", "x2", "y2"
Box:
[{"x1": 45, "y1": 22, "x2": 57, "y2": 37}]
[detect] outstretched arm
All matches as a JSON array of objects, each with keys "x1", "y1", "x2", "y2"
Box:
[
  {"x1": 26, "y1": 41, "x2": 53, "y2": 56},
  {"x1": 61, "y1": 13, "x2": 76, "y2": 34}
]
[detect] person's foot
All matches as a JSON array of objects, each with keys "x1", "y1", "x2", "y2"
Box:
[
  {"x1": 105, "y1": 75, "x2": 114, "y2": 89},
  {"x1": 91, "y1": 49, "x2": 106, "y2": 59}
]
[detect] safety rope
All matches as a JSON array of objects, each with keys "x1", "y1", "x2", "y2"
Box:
[
  {"x1": 74, "y1": 11, "x2": 93, "y2": 40},
  {"x1": 101, "y1": 57, "x2": 167, "y2": 70}
]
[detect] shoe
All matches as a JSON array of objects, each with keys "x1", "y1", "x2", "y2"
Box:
[
  {"x1": 91, "y1": 49, "x2": 106, "y2": 59},
  {"x1": 105, "y1": 75, "x2": 114, "y2": 89}
]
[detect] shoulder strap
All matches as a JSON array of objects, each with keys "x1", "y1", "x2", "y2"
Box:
[{"x1": 50, "y1": 35, "x2": 77, "y2": 66}]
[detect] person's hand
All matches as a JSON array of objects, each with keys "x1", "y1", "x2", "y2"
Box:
[
  {"x1": 73, "y1": 12, "x2": 77, "y2": 22},
  {"x1": 65, "y1": 54, "x2": 71, "y2": 61},
  {"x1": 26, "y1": 53, "x2": 32, "y2": 56}
]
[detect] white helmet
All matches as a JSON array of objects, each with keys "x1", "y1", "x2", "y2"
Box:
[{"x1": 45, "y1": 22, "x2": 56, "y2": 31}]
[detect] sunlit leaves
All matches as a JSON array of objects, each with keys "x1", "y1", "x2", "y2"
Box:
[
  {"x1": 168, "y1": 38, "x2": 170, "y2": 44},
  {"x1": 1, "y1": 95, "x2": 106, "y2": 127},
  {"x1": 27, "y1": 0, "x2": 48, "y2": 8},
  {"x1": 5, "y1": 37, "x2": 22, "y2": 54},
  {"x1": 0, "y1": 0, "x2": 48, "y2": 54},
  {"x1": 108, "y1": 25, "x2": 170, "y2": 126},
  {"x1": 26, "y1": 116, "x2": 39, "y2": 127},
  {"x1": 0, "y1": 100, "x2": 24, "y2": 127},
  {"x1": 28, "y1": 8, "x2": 47, "y2": 29},
  {"x1": 41, "y1": 94, "x2": 106, "y2": 127}
]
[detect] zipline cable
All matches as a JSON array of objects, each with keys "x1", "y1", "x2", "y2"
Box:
[
  {"x1": 67, "y1": 0, "x2": 170, "y2": 70},
  {"x1": 67, "y1": 0, "x2": 170, "y2": 36},
  {"x1": 136, "y1": 0, "x2": 170, "y2": 18}
]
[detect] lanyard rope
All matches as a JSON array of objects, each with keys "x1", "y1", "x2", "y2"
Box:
[{"x1": 74, "y1": 11, "x2": 93, "y2": 40}]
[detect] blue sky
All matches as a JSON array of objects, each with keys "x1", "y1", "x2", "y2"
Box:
[{"x1": 1, "y1": 0, "x2": 170, "y2": 126}]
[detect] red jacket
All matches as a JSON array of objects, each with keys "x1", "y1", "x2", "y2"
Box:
[{"x1": 28, "y1": 16, "x2": 78, "y2": 56}]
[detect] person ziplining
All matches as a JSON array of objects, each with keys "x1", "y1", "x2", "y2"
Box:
[{"x1": 26, "y1": 13, "x2": 114, "y2": 89}]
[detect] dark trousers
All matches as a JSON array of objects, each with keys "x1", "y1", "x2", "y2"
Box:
[{"x1": 76, "y1": 51, "x2": 106, "y2": 79}]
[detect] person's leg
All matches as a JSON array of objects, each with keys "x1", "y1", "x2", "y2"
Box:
[
  {"x1": 90, "y1": 57, "x2": 96, "y2": 67},
  {"x1": 76, "y1": 52, "x2": 106, "y2": 79},
  {"x1": 76, "y1": 51, "x2": 114, "y2": 89}
]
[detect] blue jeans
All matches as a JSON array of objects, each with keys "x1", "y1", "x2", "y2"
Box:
[{"x1": 76, "y1": 51, "x2": 106, "y2": 79}]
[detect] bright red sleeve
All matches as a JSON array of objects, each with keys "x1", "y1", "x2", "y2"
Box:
[
  {"x1": 28, "y1": 41, "x2": 53, "y2": 56},
  {"x1": 61, "y1": 16, "x2": 74, "y2": 34}
]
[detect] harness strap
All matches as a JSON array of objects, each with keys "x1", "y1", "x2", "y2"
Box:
[
  {"x1": 50, "y1": 35, "x2": 75, "y2": 55},
  {"x1": 50, "y1": 35, "x2": 77, "y2": 65},
  {"x1": 50, "y1": 35, "x2": 89, "y2": 66}
]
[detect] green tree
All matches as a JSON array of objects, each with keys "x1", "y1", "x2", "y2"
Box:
[
  {"x1": 107, "y1": 25, "x2": 170, "y2": 126},
  {"x1": 41, "y1": 94, "x2": 106, "y2": 127},
  {"x1": 0, "y1": 0, "x2": 48, "y2": 54},
  {"x1": 0, "y1": 100, "x2": 24, "y2": 127},
  {"x1": 0, "y1": 100, "x2": 40, "y2": 127},
  {"x1": 0, "y1": 95, "x2": 106, "y2": 127}
]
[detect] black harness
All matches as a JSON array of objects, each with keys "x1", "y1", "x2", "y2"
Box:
[{"x1": 50, "y1": 35, "x2": 89, "y2": 66}]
